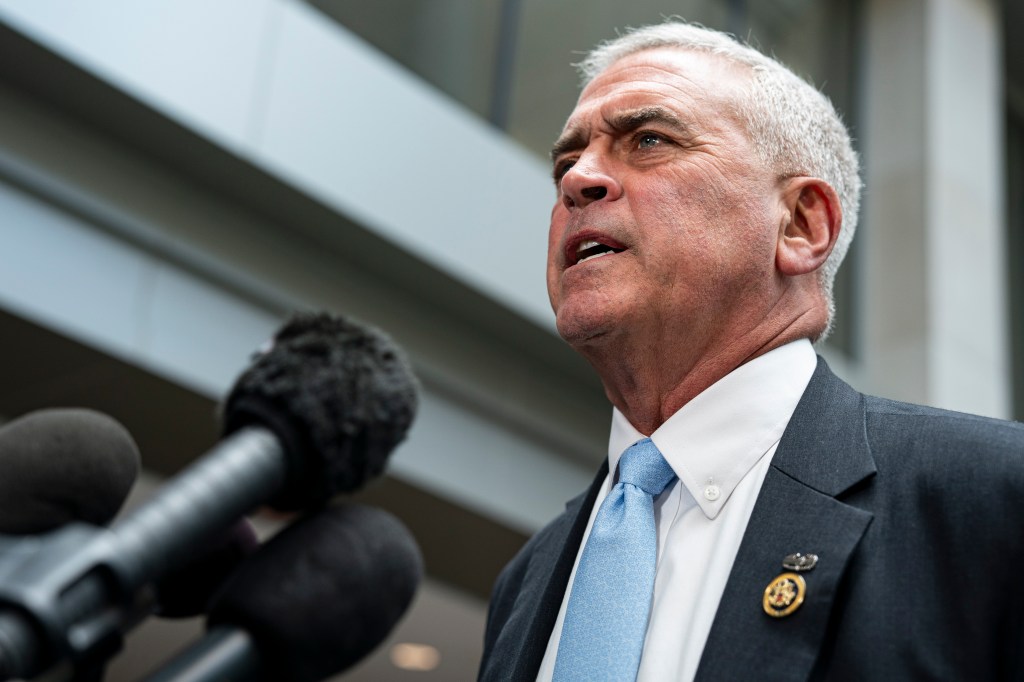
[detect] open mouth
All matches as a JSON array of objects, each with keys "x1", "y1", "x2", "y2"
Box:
[{"x1": 573, "y1": 239, "x2": 625, "y2": 265}]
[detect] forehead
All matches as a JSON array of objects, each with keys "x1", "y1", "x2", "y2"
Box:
[{"x1": 564, "y1": 47, "x2": 748, "y2": 131}]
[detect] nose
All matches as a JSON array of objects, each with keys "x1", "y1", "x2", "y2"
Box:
[{"x1": 560, "y1": 157, "x2": 622, "y2": 210}]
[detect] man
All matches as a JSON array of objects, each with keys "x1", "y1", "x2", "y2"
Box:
[{"x1": 479, "y1": 20, "x2": 1024, "y2": 682}]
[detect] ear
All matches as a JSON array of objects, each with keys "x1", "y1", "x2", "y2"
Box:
[{"x1": 776, "y1": 177, "x2": 842, "y2": 277}]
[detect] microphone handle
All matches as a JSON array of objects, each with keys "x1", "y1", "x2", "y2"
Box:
[
  {"x1": 0, "y1": 427, "x2": 287, "y2": 681},
  {"x1": 111, "y1": 426, "x2": 286, "y2": 587},
  {"x1": 143, "y1": 627, "x2": 261, "y2": 682}
]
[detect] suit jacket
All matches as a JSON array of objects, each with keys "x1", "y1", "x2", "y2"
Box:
[{"x1": 479, "y1": 358, "x2": 1024, "y2": 681}]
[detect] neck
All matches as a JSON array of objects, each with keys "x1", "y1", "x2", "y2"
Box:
[{"x1": 577, "y1": 309, "x2": 822, "y2": 435}]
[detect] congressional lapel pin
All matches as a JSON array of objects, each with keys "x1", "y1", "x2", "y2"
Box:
[
  {"x1": 763, "y1": 572, "x2": 806, "y2": 618},
  {"x1": 763, "y1": 553, "x2": 816, "y2": 617}
]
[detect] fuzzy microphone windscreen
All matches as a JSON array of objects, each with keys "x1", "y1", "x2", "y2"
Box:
[
  {"x1": 221, "y1": 312, "x2": 419, "y2": 511},
  {"x1": 208, "y1": 504, "x2": 423, "y2": 681},
  {"x1": 0, "y1": 408, "x2": 140, "y2": 534}
]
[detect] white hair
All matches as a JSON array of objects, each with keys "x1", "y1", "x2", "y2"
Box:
[{"x1": 577, "y1": 21, "x2": 862, "y2": 339}]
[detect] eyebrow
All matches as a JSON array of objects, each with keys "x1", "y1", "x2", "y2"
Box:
[
  {"x1": 611, "y1": 106, "x2": 688, "y2": 134},
  {"x1": 549, "y1": 106, "x2": 689, "y2": 163},
  {"x1": 550, "y1": 127, "x2": 589, "y2": 163}
]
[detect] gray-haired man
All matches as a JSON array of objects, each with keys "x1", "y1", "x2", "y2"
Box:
[{"x1": 480, "y1": 20, "x2": 1024, "y2": 682}]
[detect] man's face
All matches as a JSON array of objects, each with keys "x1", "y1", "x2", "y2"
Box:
[{"x1": 546, "y1": 48, "x2": 785, "y2": 354}]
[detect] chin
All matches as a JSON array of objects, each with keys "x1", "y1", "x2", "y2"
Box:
[{"x1": 555, "y1": 309, "x2": 616, "y2": 348}]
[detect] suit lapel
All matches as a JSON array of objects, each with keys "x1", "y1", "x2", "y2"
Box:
[
  {"x1": 696, "y1": 359, "x2": 877, "y2": 682},
  {"x1": 502, "y1": 461, "x2": 608, "y2": 681}
]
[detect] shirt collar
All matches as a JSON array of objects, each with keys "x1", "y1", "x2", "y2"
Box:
[{"x1": 608, "y1": 339, "x2": 817, "y2": 519}]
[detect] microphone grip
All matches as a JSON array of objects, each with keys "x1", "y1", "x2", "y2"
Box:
[
  {"x1": 143, "y1": 627, "x2": 260, "y2": 682},
  {"x1": 111, "y1": 426, "x2": 285, "y2": 587},
  {"x1": 0, "y1": 427, "x2": 286, "y2": 681}
]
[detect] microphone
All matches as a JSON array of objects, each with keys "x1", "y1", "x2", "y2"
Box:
[
  {"x1": 0, "y1": 408, "x2": 251, "y2": 620},
  {"x1": 0, "y1": 408, "x2": 140, "y2": 534},
  {"x1": 221, "y1": 311, "x2": 418, "y2": 510},
  {"x1": 144, "y1": 504, "x2": 423, "y2": 682},
  {"x1": 0, "y1": 312, "x2": 419, "y2": 681}
]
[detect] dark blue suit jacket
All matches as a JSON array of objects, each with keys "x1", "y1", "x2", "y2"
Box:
[{"x1": 479, "y1": 358, "x2": 1024, "y2": 681}]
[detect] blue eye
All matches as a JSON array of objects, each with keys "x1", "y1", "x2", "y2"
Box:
[{"x1": 637, "y1": 133, "x2": 662, "y2": 148}]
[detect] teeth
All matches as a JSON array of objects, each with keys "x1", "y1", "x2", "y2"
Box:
[{"x1": 574, "y1": 239, "x2": 619, "y2": 264}]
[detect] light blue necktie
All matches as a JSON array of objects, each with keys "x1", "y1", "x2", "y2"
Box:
[{"x1": 553, "y1": 438, "x2": 677, "y2": 681}]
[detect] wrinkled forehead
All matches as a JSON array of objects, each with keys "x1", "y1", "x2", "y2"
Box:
[
  {"x1": 578, "y1": 47, "x2": 751, "y2": 104},
  {"x1": 561, "y1": 47, "x2": 752, "y2": 136}
]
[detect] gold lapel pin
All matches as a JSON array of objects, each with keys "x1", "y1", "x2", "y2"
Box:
[
  {"x1": 763, "y1": 553, "x2": 817, "y2": 617},
  {"x1": 763, "y1": 572, "x2": 806, "y2": 617}
]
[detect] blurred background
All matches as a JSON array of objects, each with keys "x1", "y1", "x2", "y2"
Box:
[{"x1": 0, "y1": 0, "x2": 1019, "y2": 679}]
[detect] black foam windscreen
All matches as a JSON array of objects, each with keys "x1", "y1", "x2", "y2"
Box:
[
  {"x1": 0, "y1": 408, "x2": 140, "y2": 534},
  {"x1": 208, "y1": 504, "x2": 423, "y2": 681},
  {"x1": 154, "y1": 518, "x2": 259, "y2": 618},
  {"x1": 222, "y1": 312, "x2": 419, "y2": 511}
]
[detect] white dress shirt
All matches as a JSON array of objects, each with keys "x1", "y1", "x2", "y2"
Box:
[{"x1": 536, "y1": 339, "x2": 818, "y2": 681}]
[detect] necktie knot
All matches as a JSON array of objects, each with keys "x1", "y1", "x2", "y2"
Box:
[{"x1": 618, "y1": 438, "x2": 676, "y2": 497}]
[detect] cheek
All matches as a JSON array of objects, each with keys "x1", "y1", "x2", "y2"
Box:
[
  {"x1": 547, "y1": 213, "x2": 562, "y2": 256},
  {"x1": 632, "y1": 182, "x2": 722, "y2": 257},
  {"x1": 666, "y1": 162, "x2": 775, "y2": 234},
  {"x1": 546, "y1": 210, "x2": 566, "y2": 307},
  {"x1": 548, "y1": 199, "x2": 569, "y2": 255},
  {"x1": 631, "y1": 178, "x2": 774, "y2": 285}
]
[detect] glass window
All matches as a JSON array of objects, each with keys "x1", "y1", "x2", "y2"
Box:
[{"x1": 307, "y1": 0, "x2": 504, "y2": 120}]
